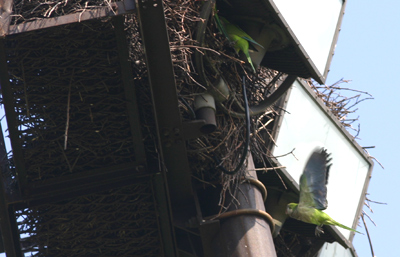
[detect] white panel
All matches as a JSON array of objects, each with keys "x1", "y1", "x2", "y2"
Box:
[
  {"x1": 318, "y1": 242, "x2": 354, "y2": 257},
  {"x1": 273, "y1": 81, "x2": 370, "y2": 239},
  {"x1": 273, "y1": 0, "x2": 343, "y2": 75}
]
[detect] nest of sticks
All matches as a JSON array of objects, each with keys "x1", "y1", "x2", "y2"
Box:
[
  {"x1": 10, "y1": 0, "x2": 116, "y2": 25},
  {"x1": 308, "y1": 79, "x2": 373, "y2": 137},
  {"x1": 121, "y1": 0, "x2": 284, "y2": 190}
]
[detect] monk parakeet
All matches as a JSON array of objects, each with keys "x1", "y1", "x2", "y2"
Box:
[
  {"x1": 214, "y1": 14, "x2": 263, "y2": 72},
  {"x1": 286, "y1": 148, "x2": 361, "y2": 235}
]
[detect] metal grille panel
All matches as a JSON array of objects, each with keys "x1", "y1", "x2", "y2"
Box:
[
  {"x1": 16, "y1": 181, "x2": 162, "y2": 256},
  {"x1": 3, "y1": 19, "x2": 137, "y2": 182}
]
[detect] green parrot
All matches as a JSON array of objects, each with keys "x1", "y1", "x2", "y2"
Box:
[
  {"x1": 214, "y1": 14, "x2": 263, "y2": 72},
  {"x1": 286, "y1": 148, "x2": 362, "y2": 235}
]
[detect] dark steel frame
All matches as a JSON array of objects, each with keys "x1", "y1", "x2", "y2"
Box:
[{"x1": 0, "y1": 2, "x2": 185, "y2": 255}]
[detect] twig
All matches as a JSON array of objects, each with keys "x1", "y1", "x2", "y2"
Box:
[
  {"x1": 64, "y1": 72, "x2": 73, "y2": 150},
  {"x1": 170, "y1": 45, "x2": 221, "y2": 56},
  {"x1": 274, "y1": 148, "x2": 298, "y2": 160},
  {"x1": 249, "y1": 166, "x2": 286, "y2": 171},
  {"x1": 362, "y1": 210, "x2": 376, "y2": 227},
  {"x1": 192, "y1": 175, "x2": 217, "y2": 188},
  {"x1": 361, "y1": 214, "x2": 376, "y2": 257},
  {"x1": 366, "y1": 196, "x2": 387, "y2": 205}
]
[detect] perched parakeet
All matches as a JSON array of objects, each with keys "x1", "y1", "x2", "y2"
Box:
[
  {"x1": 286, "y1": 148, "x2": 361, "y2": 235},
  {"x1": 215, "y1": 14, "x2": 263, "y2": 72}
]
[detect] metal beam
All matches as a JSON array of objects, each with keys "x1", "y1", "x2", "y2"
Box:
[
  {"x1": 0, "y1": 124, "x2": 22, "y2": 256},
  {"x1": 137, "y1": 0, "x2": 194, "y2": 205},
  {"x1": 113, "y1": 16, "x2": 146, "y2": 164},
  {"x1": 0, "y1": 202, "x2": 23, "y2": 257},
  {"x1": 0, "y1": 39, "x2": 27, "y2": 192},
  {"x1": 151, "y1": 173, "x2": 179, "y2": 257},
  {"x1": 6, "y1": 0, "x2": 135, "y2": 35}
]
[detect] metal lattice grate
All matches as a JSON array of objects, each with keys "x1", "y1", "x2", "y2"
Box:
[
  {"x1": 16, "y1": 181, "x2": 162, "y2": 256},
  {"x1": 4, "y1": 19, "x2": 137, "y2": 182}
]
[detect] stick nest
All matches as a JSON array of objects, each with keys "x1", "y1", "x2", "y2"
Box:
[{"x1": 11, "y1": 0, "x2": 116, "y2": 25}]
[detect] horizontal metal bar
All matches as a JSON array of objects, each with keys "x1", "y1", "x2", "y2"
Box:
[{"x1": 7, "y1": 0, "x2": 135, "y2": 35}]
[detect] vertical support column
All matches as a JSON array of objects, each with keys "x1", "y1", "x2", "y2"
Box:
[
  {"x1": 136, "y1": 0, "x2": 194, "y2": 206},
  {"x1": 113, "y1": 16, "x2": 146, "y2": 164},
  {"x1": 0, "y1": 119, "x2": 23, "y2": 256},
  {"x1": 0, "y1": 40, "x2": 27, "y2": 193},
  {"x1": 214, "y1": 153, "x2": 277, "y2": 257},
  {"x1": 137, "y1": 0, "x2": 199, "y2": 255}
]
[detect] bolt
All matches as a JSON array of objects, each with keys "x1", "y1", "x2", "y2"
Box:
[
  {"x1": 162, "y1": 128, "x2": 170, "y2": 136},
  {"x1": 136, "y1": 165, "x2": 145, "y2": 172}
]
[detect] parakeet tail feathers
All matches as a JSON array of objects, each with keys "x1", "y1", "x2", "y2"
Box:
[
  {"x1": 332, "y1": 221, "x2": 363, "y2": 234},
  {"x1": 243, "y1": 36, "x2": 264, "y2": 49},
  {"x1": 245, "y1": 53, "x2": 256, "y2": 72}
]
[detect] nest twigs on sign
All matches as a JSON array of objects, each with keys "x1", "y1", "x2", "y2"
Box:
[{"x1": 308, "y1": 79, "x2": 373, "y2": 136}]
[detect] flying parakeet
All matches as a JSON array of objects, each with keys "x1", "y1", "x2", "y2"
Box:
[
  {"x1": 214, "y1": 14, "x2": 263, "y2": 72},
  {"x1": 286, "y1": 148, "x2": 362, "y2": 236}
]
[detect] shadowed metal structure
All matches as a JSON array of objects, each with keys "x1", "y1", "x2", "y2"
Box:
[{"x1": 0, "y1": 1, "x2": 182, "y2": 255}]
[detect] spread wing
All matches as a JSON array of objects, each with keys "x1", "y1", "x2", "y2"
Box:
[{"x1": 299, "y1": 148, "x2": 332, "y2": 210}]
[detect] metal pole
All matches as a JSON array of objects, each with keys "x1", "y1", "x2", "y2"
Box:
[{"x1": 214, "y1": 153, "x2": 277, "y2": 257}]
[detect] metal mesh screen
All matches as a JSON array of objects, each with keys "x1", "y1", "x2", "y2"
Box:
[
  {"x1": 15, "y1": 181, "x2": 162, "y2": 256},
  {"x1": 3, "y1": 19, "x2": 137, "y2": 182}
]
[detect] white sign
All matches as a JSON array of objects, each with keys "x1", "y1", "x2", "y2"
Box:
[
  {"x1": 272, "y1": 80, "x2": 372, "y2": 239},
  {"x1": 273, "y1": 0, "x2": 343, "y2": 80}
]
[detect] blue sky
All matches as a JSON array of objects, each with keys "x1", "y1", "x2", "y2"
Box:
[{"x1": 325, "y1": 1, "x2": 399, "y2": 256}]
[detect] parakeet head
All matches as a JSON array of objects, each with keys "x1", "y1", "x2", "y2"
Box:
[{"x1": 286, "y1": 203, "x2": 298, "y2": 216}]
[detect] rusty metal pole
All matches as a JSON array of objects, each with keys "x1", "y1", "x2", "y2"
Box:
[{"x1": 213, "y1": 153, "x2": 277, "y2": 257}]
